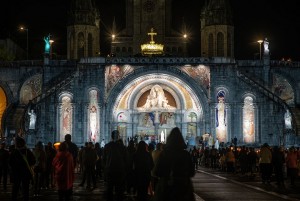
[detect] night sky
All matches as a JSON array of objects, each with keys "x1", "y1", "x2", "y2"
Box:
[{"x1": 1, "y1": 0, "x2": 299, "y2": 60}]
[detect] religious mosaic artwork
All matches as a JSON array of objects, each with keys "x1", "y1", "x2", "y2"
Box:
[
  {"x1": 139, "y1": 113, "x2": 155, "y2": 128},
  {"x1": 243, "y1": 97, "x2": 255, "y2": 143},
  {"x1": 20, "y1": 74, "x2": 42, "y2": 104},
  {"x1": 60, "y1": 96, "x2": 72, "y2": 141},
  {"x1": 105, "y1": 64, "x2": 133, "y2": 96},
  {"x1": 182, "y1": 65, "x2": 210, "y2": 94},
  {"x1": 187, "y1": 123, "x2": 197, "y2": 137},
  {"x1": 272, "y1": 74, "x2": 294, "y2": 105},
  {"x1": 215, "y1": 91, "x2": 227, "y2": 142},
  {"x1": 159, "y1": 112, "x2": 175, "y2": 127},
  {"x1": 88, "y1": 90, "x2": 100, "y2": 143}
]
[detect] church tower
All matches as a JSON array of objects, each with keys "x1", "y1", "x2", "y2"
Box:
[
  {"x1": 200, "y1": 0, "x2": 234, "y2": 58},
  {"x1": 113, "y1": 0, "x2": 187, "y2": 57},
  {"x1": 67, "y1": 0, "x2": 100, "y2": 59}
]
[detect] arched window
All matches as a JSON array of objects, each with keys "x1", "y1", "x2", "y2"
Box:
[
  {"x1": 88, "y1": 33, "x2": 93, "y2": 57},
  {"x1": 243, "y1": 97, "x2": 255, "y2": 143},
  {"x1": 216, "y1": 90, "x2": 227, "y2": 142},
  {"x1": 88, "y1": 90, "x2": 100, "y2": 143},
  {"x1": 188, "y1": 112, "x2": 197, "y2": 138},
  {"x1": 217, "y1": 32, "x2": 224, "y2": 57},
  {"x1": 122, "y1": 47, "x2": 127, "y2": 52},
  {"x1": 77, "y1": 32, "x2": 85, "y2": 59},
  {"x1": 208, "y1": 33, "x2": 214, "y2": 57},
  {"x1": 60, "y1": 95, "x2": 73, "y2": 141}
]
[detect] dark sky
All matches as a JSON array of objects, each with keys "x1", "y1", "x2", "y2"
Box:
[{"x1": 1, "y1": 0, "x2": 300, "y2": 60}]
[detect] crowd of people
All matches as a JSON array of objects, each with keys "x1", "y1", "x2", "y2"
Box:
[
  {"x1": 189, "y1": 142, "x2": 300, "y2": 187},
  {"x1": 1, "y1": 130, "x2": 300, "y2": 201},
  {"x1": 0, "y1": 127, "x2": 196, "y2": 201}
]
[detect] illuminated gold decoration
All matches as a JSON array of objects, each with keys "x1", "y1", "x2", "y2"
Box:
[{"x1": 141, "y1": 28, "x2": 164, "y2": 55}]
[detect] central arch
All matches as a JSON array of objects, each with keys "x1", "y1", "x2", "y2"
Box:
[{"x1": 105, "y1": 67, "x2": 210, "y2": 142}]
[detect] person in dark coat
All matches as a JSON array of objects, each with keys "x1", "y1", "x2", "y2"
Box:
[
  {"x1": 9, "y1": 137, "x2": 36, "y2": 201},
  {"x1": 103, "y1": 130, "x2": 127, "y2": 201},
  {"x1": 272, "y1": 146, "x2": 285, "y2": 187},
  {"x1": 0, "y1": 142, "x2": 9, "y2": 191},
  {"x1": 133, "y1": 141, "x2": 154, "y2": 201},
  {"x1": 153, "y1": 127, "x2": 195, "y2": 201}
]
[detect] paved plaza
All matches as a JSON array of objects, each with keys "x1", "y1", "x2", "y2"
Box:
[{"x1": 1, "y1": 167, "x2": 300, "y2": 201}]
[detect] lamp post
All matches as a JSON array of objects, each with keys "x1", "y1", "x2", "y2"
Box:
[
  {"x1": 20, "y1": 27, "x2": 29, "y2": 60},
  {"x1": 49, "y1": 39, "x2": 54, "y2": 59},
  {"x1": 257, "y1": 40, "x2": 263, "y2": 60},
  {"x1": 111, "y1": 34, "x2": 116, "y2": 56}
]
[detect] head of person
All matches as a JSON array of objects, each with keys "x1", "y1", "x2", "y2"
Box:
[
  {"x1": 15, "y1": 137, "x2": 26, "y2": 149},
  {"x1": 165, "y1": 127, "x2": 186, "y2": 150},
  {"x1": 65, "y1": 134, "x2": 71, "y2": 142},
  {"x1": 88, "y1": 141, "x2": 94, "y2": 148},
  {"x1": 59, "y1": 142, "x2": 68, "y2": 152},
  {"x1": 156, "y1": 143, "x2": 162, "y2": 151},
  {"x1": 47, "y1": 142, "x2": 53, "y2": 147},
  {"x1": 35, "y1": 141, "x2": 44, "y2": 150},
  {"x1": 95, "y1": 142, "x2": 100, "y2": 149},
  {"x1": 111, "y1": 130, "x2": 120, "y2": 141},
  {"x1": 0, "y1": 142, "x2": 5, "y2": 149},
  {"x1": 136, "y1": 141, "x2": 148, "y2": 153}
]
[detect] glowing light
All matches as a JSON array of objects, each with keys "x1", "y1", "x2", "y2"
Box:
[{"x1": 141, "y1": 28, "x2": 164, "y2": 55}]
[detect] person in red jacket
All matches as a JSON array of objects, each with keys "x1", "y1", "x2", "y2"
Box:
[{"x1": 52, "y1": 142, "x2": 74, "y2": 201}]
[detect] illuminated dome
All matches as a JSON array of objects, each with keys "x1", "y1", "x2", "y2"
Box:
[{"x1": 141, "y1": 28, "x2": 164, "y2": 56}]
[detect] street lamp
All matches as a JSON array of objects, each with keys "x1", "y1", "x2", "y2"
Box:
[
  {"x1": 20, "y1": 26, "x2": 29, "y2": 60},
  {"x1": 257, "y1": 40, "x2": 263, "y2": 60}
]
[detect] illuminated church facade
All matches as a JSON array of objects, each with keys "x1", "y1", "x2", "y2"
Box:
[{"x1": 0, "y1": 0, "x2": 299, "y2": 147}]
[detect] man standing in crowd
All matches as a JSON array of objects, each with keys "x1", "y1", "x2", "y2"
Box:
[
  {"x1": 64, "y1": 134, "x2": 78, "y2": 169},
  {"x1": 0, "y1": 142, "x2": 9, "y2": 191},
  {"x1": 103, "y1": 130, "x2": 127, "y2": 201}
]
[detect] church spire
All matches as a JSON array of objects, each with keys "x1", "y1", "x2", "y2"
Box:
[
  {"x1": 68, "y1": 0, "x2": 99, "y2": 26},
  {"x1": 201, "y1": 0, "x2": 233, "y2": 26}
]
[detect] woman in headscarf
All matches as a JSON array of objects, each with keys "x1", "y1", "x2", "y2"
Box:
[{"x1": 153, "y1": 127, "x2": 195, "y2": 201}]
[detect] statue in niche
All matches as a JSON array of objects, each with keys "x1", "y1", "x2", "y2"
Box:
[
  {"x1": 28, "y1": 109, "x2": 37, "y2": 130},
  {"x1": 142, "y1": 85, "x2": 175, "y2": 109}
]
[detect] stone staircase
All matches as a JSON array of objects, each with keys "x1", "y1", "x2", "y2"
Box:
[
  {"x1": 31, "y1": 69, "x2": 79, "y2": 104},
  {"x1": 236, "y1": 69, "x2": 300, "y2": 135},
  {"x1": 2, "y1": 68, "x2": 79, "y2": 137}
]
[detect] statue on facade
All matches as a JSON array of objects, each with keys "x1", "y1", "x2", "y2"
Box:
[
  {"x1": 28, "y1": 109, "x2": 37, "y2": 130},
  {"x1": 44, "y1": 34, "x2": 51, "y2": 54},
  {"x1": 263, "y1": 38, "x2": 269, "y2": 55},
  {"x1": 142, "y1": 85, "x2": 175, "y2": 109}
]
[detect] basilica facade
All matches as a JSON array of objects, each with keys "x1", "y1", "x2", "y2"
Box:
[{"x1": 0, "y1": 0, "x2": 299, "y2": 147}]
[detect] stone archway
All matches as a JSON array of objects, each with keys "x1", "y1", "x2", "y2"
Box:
[
  {"x1": 107, "y1": 73, "x2": 208, "y2": 143},
  {"x1": 0, "y1": 87, "x2": 7, "y2": 136}
]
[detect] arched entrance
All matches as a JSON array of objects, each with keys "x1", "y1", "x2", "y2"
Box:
[
  {"x1": 0, "y1": 87, "x2": 7, "y2": 136},
  {"x1": 107, "y1": 73, "x2": 208, "y2": 144}
]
